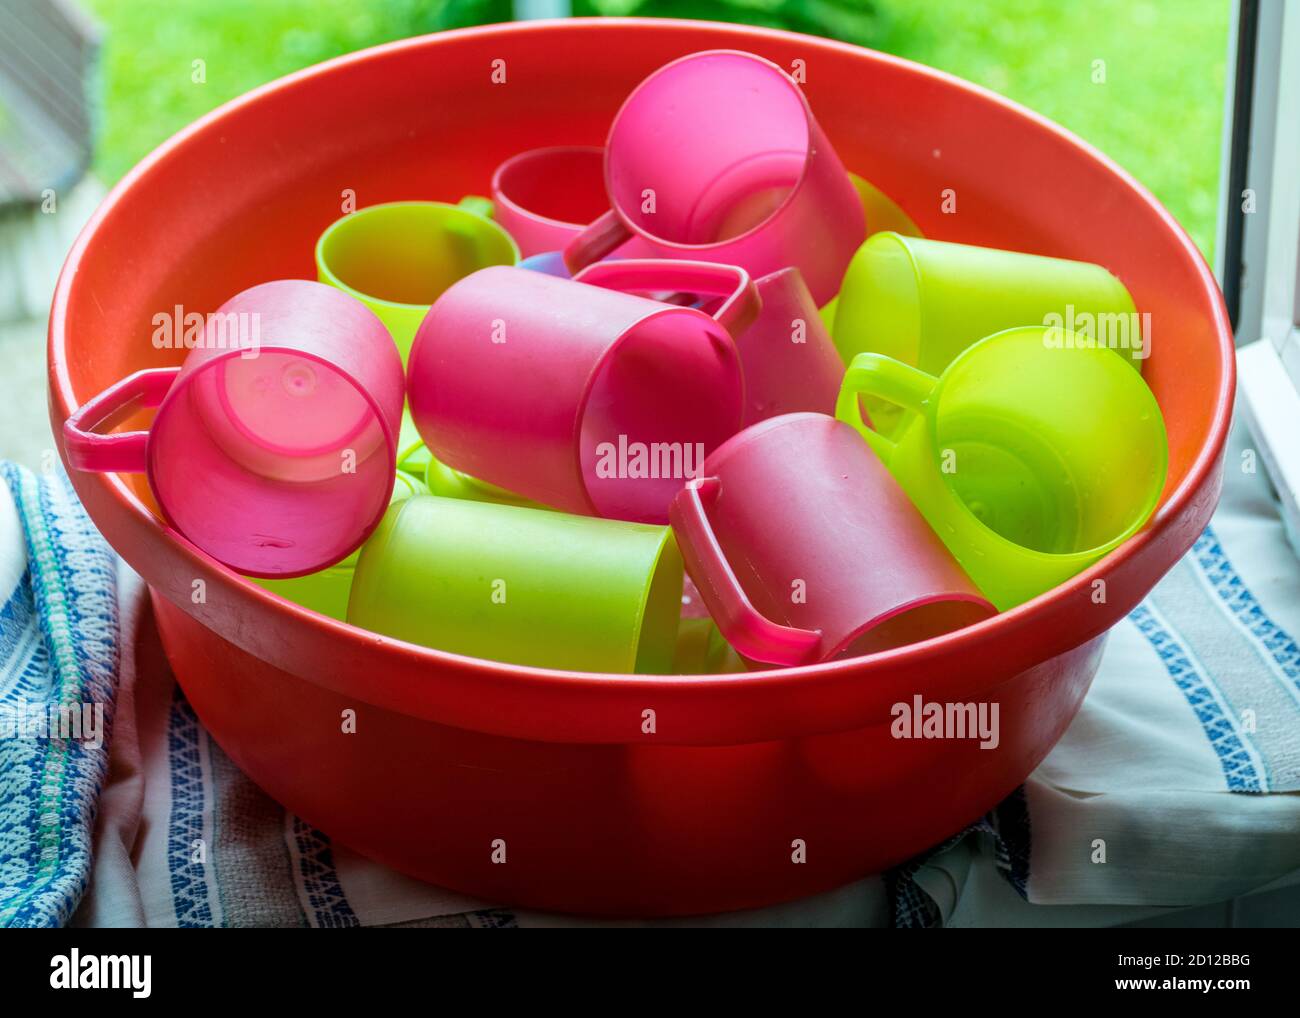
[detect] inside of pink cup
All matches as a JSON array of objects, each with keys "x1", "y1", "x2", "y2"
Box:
[
  {"x1": 148, "y1": 351, "x2": 391, "y2": 577},
  {"x1": 498, "y1": 148, "x2": 610, "y2": 225},
  {"x1": 579, "y1": 310, "x2": 741, "y2": 523},
  {"x1": 607, "y1": 52, "x2": 810, "y2": 245}
]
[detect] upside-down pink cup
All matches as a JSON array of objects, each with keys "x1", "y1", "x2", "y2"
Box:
[
  {"x1": 407, "y1": 259, "x2": 755, "y2": 524},
  {"x1": 63, "y1": 280, "x2": 403, "y2": 577},
  {"x1": 669, "y1": 413, "x2": 996, "y2": 666},
  {"x1": 563, "y1": 50, "x2": 865, "y2": 305}
]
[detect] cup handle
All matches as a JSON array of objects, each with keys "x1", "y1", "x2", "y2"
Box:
[
  {"x1": 835, "y1": 352, "x2": 936, "y2": 465},
  {"x1": 63, "y1": 367, "x2": 181, "y2": 474},
  {"x1": 563, "y1": 209, "x2": 632, "y2": 275},
  {"x1": 457, "y1": 194, "x2": 495, "y2": 219},
  {"x1": 670, "y1": 477, "x2": 823, "y2": 667},
  {"x1": 572, "y1": 259, "x2": 761, "y2": 339}
]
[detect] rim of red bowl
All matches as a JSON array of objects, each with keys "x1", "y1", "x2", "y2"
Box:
[{"x1": 48, "y1": 18, "x2": 1236, "y2": 700}]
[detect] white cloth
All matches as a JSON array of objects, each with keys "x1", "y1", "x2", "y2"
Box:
[
  {"x1": 65, "y1": 419, "x2": 1300, "y2": 926},
  {"x1": 910, "y1": 420, "x2": 1300, "y2": 925}
]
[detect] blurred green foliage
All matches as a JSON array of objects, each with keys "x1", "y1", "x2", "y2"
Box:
[
  {"x1": 84, "y1": 0, "x2": 1229, "y2": 256},
  {"x1": 866, "y1": 0, "x2": 1230, "y2": 257},
  {"x1": 83, "y1": 0, "x2": 510, "y2": 183},
  {"x1": 575, "y1": 0, "x2": 882, "y2": 40}
]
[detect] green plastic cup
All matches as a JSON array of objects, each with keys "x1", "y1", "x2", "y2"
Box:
[
  {"x1": 253, "y1": 469, "x2": 428, "y2": 620},
  {"x1": 671, "y1": 617, "x2": 747, "y2": 675},
  {"x1": 836, "y1": 326, "x2": 1168, "y2": 611},
  {"x1": 316, "y1": 198, "x2": 519, "y2": 362},
  {"x1": 818, "y1": 296, "x2": 838, "y2": 334},
  {"x1": 816, "y1": 173, "x2": 922, "y2": 329},
  {"x1": 347, "y1": 495, "x2": 683, "y2": 673},
  {"x1": 848, "y1": 172, "x2": 922, "y2": 242},
  {"x1": 423, "y1": 454, "x2": 539, "y2": 509},
  {"x1": 833, "y1": 233, "x2": 1143, "y2": 438},
  {"x1": 395, "y1": 410, "x2": 432, "y2": 479},
  {"x1": 833, "y1": 232, "x2": 1144, "y2": 373},
  {"x1": 396, "y1": 432, "x2": 537, "y2": 509}
]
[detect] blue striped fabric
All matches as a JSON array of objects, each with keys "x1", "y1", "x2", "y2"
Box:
[
  {"x1": 161, "y1": 683, "x2": 365, "y2": 928},
  {"x1": 0, "y1": 465, "x2": 118, "y2": 928},
  {"x1": 4, "y1": 459, "x2": 1296, "y2": 927}
]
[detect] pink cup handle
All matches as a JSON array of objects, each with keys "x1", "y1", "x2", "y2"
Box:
[
  {"x1": 572, "y1": 258, "x2": 761, "y2": 338},
  {"x1": 673, "y1": 477, "x2": 823, "y2": 666},
  {"x1": 63, "y1": 367, "x2": 181, "y2": 474},
  {"x1": 563, "y1": 208, "x2": 630, "y2": 275}
]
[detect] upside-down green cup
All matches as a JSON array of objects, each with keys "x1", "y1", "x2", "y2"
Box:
[
  {"x1": 253, "y1": 469, "x2": 428, "y2": 620},
  {"x1": 836, "y1": 326, "x2": 1168, "y2": 611},
  {"x1": 347, "y1": 495, "x2": 683, "y2": 673},
  {"x1": 316, "y1": 198, "x2": 520, "y2": 363}
]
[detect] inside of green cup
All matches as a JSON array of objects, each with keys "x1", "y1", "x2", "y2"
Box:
[
  {"x1": 319, "y1": 203, "x2": 516, "y2": 307},
  {"x1": 633, "y1": 531, "x2": 685, "y2": 674},
  {"x1": 931, "y1": 327, "x2": 1166, "y2": 555}
]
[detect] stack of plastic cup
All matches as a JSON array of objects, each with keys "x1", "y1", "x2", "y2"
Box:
[{"x1": 63, "y1": 45, "x2": 1171, "y2": 679}]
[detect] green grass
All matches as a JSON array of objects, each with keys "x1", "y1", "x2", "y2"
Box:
[
  {"x1": 83, "y1": 0, "x2": 509, "y2": 183},
  {"x1": 865, "y1": 0, "x2": 1231, "y2": 257},
  {"x1": 84, "y1": 0, "x2": 1230, "y2": 256}
]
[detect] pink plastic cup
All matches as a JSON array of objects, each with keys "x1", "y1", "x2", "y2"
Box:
[
  {"x1": 491, "y1": 146, "x2": 612, "y2": 258},
  {"x1": 704, "y1": 266, "x2": 846, "y2": 426},
  {"x1": 563, "y1": 50, "x2": 865, "y2": 305},
  {"x1": 63, "y1": 280, "x2": 403, "y2": 577},
  {"x1": 407, "y1": 259, "x2": 756, "y2": 524},
  {"x1": 491, "y1": 146, "x2": 655, "y2": 261},
  {"x1": 669, "y1": 413, "x2": 996, "y2": 666}
]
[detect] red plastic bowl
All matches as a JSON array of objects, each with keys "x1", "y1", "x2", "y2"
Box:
[{"x1": 49, "y1": 19, "x2": 1233, "y2": 916}]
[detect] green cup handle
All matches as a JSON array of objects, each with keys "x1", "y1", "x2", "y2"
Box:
[
  {"x1": 834, "y1": 352, "x2": 937, "y2": 463},
  {"x1": 446, "y1": 195, "x2": 516, "y2": 269},
  {"x1": 457, "y1": 194, "x2": 494, "y2": 219}
]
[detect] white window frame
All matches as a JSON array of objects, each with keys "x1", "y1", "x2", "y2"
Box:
[{"x1": 1230, "y1": 0, "x2": 1300, "y2": 555}]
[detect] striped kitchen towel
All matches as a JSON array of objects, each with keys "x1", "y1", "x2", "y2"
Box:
[
  {"x1": 889, "y1": 424, "x2": 1300, "y2": 926},
  {"x1": 0, "y1": 464, "x2": 118, "y2": 928},
  {"x1": 12, "y1": 414, "x2": 1300, "y2": 928}
]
